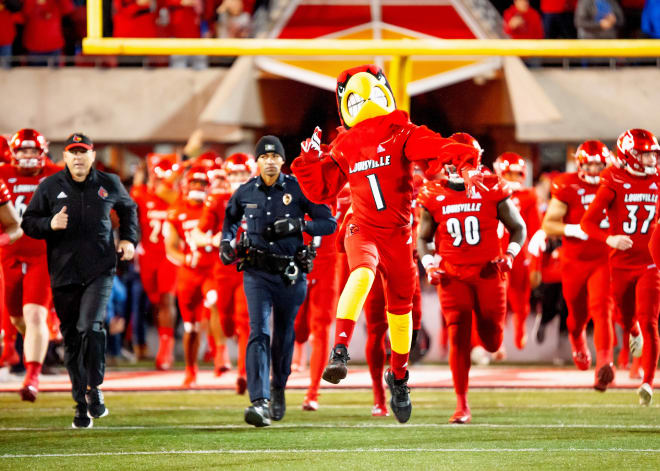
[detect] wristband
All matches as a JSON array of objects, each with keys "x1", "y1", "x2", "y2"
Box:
[
  {"x1": 421, "y1": 254, "x2": 435, "y2": 270},
  {"x1": 0, "y1": 233, "x2": 10, "y2": 247},
  {"x1": 506, "y1": 242, "x2": 521, "y2": 258}
]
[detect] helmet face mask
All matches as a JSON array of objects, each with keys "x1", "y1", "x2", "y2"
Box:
[
  {"x1": 495, "y1": 152, "x2": 527, "y2": 191},
  {"x1": 576, "y1": 140, "x2": 609, "y2": 185},
  {"x1": 617, "y1": 129, "x2": 660, "y2": 177},
  {"x1": 183, "y1": 167, "x2": 210, "y2": 202}
]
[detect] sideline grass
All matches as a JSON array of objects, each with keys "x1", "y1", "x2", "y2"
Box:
[{"x1": 0, "y1": 389, "x2": 659, "y2": 470}]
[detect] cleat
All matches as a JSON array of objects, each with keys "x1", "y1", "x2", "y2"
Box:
[
  {"x1": 470, "y1": 346, "x2": 491, "y2": 366},
  {"x1": 569, "y1": 332, "x2": 591, "y2": 371},
  {"x1": 302, "y1": 398, "x2": 318, "y2": 411},
  {"x1": 86, "y1": 388, "x2": 109, "y2": 419},
  {"x1": 638, "y1": 383, "x2": 653, "y2": 406},
  {"x1": 19, "y1": 384, "x2": 38, "y2": 403},
  {"x1": 270, "y1": 387, "x2": 286, "y2": 421},
  {"x1": 449, "y1": 409, "x2": 472, "y2": 424},
  {"x1": 594, "y1": 363, "x2": 615, "y2": 392},
  {"x1": 322, "y1": 344, "x2": 350, "y2": 384},
  {"x1": 236, "y1": 376, "x2": 247, "y2": 395},
  {"x1": 182, "y1": 367, "x2": 198, "y2": 388},
  {"x1": 214, "y1": 365, "x2": 231, "y2": 377},
  {"x1": 155, "y1": 336, "x2": 174, "y2": 371},
  {"x1": 384, "y1": 369, "x2": 412, "y2": 424},
  {"x1": 629, "y1": 331, "x2": 644, "y2": 358},
  {"x1": 72, "y1": 402, "x2": 93, "y2": 429},
  {"x1": 244, "y1": 399, "x2": 271, "y2": 427},
  {"x1": 371, "y1": 404, "x2": 389, "y2": 417}
]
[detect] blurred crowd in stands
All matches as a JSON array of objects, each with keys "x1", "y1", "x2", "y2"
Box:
[{"x1": 0, "y1": 0, "x2": 269, "y2": 67}]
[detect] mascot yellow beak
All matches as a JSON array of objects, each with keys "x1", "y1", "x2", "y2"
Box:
[{"x1": 339, "y1": 71, "x2": 396, "y2": 129}]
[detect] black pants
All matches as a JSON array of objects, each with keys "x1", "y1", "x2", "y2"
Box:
[{"x1": 52, "y1": 274, "x2": 113, "y2": 403}]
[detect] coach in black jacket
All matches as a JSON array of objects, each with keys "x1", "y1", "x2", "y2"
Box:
[{"x1": 22, "y1": 133, "x2": 138, "y2": 429}]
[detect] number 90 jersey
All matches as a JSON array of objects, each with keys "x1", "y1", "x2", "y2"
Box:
[{"x1": 417, "y1": 176, "x2": 511, "y2": 266}]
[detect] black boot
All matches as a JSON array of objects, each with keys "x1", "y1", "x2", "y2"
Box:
[{"x1": 322, "y1": 344, "x2": 350, "y2": 384}]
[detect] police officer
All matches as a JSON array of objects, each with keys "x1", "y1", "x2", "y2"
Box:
[
  {"x1": 21, "y1": 133, "x2": 138, "y2": 429},
  {"x1": 221, "y1": 135, "x2": 336, "y2": 427}
]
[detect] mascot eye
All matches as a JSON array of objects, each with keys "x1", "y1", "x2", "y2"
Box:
[
  {"x1": 347, "y1": 92, "x2": 365, "y2": 117},
  {"x1": 370, "y1": 87, "x2": 388, "y2": 108}
]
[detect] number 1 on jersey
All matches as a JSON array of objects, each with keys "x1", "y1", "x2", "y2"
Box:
[{"x1": 366, "y1": 174, "x2": 386, "y2": 211}]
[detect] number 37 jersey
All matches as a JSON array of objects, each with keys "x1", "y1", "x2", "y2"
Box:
[{"x1": 417, "y1": 176, "x2": 511, "y2": 266}]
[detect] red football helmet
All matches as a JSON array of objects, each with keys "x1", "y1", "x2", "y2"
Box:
[
  {"x1": 195, "y1": 151, "x2": 223, "y2": 169},
  {"x1": 575, "y1": 140, "x2": 610, "y2": 184},
  {"x1": 494, "y1": 152, "x2": 527, "y2": 178},
  {"x1": 182, "y1": 166, "x2": 210, "y2": 202},
  {"x1": 616, "y1": 128, "x2": 660, "y2": 176},
  {"x1": 224, "y1": 152, "x2": 256, "y2": 175},
  {"x1": 0, "y1": 136, "x2": 11, "y2": 164},
  {"x1": 9, "y1": 129, "x2": 48, "y2": 169}
]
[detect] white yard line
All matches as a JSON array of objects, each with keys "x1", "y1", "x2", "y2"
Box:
[{"x1": 3, "y1": 448, "x2": 660, "y2": 459}]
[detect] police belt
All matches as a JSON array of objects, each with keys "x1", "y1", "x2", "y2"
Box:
[{"x1": 241, "y1": 248, "x2": 300, "y2": 278}]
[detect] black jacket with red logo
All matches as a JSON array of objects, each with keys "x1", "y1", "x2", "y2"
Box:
[{"x1": 21, "y1": 166, "x2": 137, "y2": 287}]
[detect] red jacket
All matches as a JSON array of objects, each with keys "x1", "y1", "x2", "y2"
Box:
[
  {"x1": 503, "y1": 5, "x2": 545, "y2": 39},
  {"x1": 540, "y1": 0, "x2": 577, "y2": 14},
  {"x1": 164, "y1": 0, "x2": 200, "y2": 38},
  {"x1": 113, "y1": 0, "x2": 158, "y2": 38},
  {"x1": 0, "y1": 2, "x2": 20, "y2": 46},
  {"x1": 22, "y1": 0, "x2": 74, "y2": 52}
]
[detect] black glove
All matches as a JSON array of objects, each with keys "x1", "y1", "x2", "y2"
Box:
[
  {"x1": 220, "y1": 240, "x2": 237, "y2": 265},
  {"x1": 264, "y1": 217, "x2": 304, "y2": 241}
]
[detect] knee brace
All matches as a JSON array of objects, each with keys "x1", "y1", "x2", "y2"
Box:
[{"x1": 336, "y1": 267, "x2": 376, "y2": 321}]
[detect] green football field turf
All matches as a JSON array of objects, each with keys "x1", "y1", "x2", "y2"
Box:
[{"x1": 0, "y1": 389, "x2": 658, "y2": 470}]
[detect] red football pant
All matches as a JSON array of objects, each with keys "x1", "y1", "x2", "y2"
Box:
[
  {"x1": 139, "y1": 252, "x2": 177, "y2": 305},
  {"x1": 213, "y1": 266, "x2": 249, "y2": 377},
  {"x1": 2, "y1": 256, "x2": 52, "y2": 317},
  {"x1": 506, "y1": 255, "x2": 531, "y2": 349},
  {"x1": 562, "y1": 257, "x2": 613, "y2": 367},
  {"x1": 294, "y1": 254, "x2": 340, "y2": 401},
  {"x1": 610, "y1": 266, "x2": 660, "y2": 387},
  {"x1": 439, "y1": 269, "x2": 507, "y2": 398},
  {"x1": 176, "y1": 267, "x2": 213, "y2": 324}
]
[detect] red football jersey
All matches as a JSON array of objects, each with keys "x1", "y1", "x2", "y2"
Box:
[
  {"x1": 167, "y1": 198, "x2": 217, "y2": 271},
  {"x1": 330, "y1": 111, "x2": 453, "y2": 229},
  {"x1": 582, "y1": 166, "x2": 660, "y2": 268},
  {"x1": 198, "y1": 188, "x2": 232, "y2": 234},
  {"x1": 500, "y1": 186, "x2": 540, "y2": 250},
  {"x1": 131, "y1": 184, "x2": 170, "y2": 257},
  {"x1": 0, "y1": 162, "x2": 60, "y2": 258},
  {"x1": 418, "y1": 175, "x2": 511, "y2": 265},
  {"x1": 551, "y1": 172, "x2": 608, "y2": 261}
]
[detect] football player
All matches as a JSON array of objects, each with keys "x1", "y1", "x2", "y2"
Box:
[
  {"x1": 164, "y1": 166, "x2": 217, "y2": 387},
  {"x1": 494, "y1": 152, "x2": 541, "y2": 350},
  {"x1": 581, "y1": 129, "x2": 660, "y2": 406},
  {"x1": 0, "y1": 129, "x2": 60, "y2": 401},
  {"x1": 417, "y1": 134, "x2": 526, "y2": 423},
  {"x1": 542, "y1": 140, "x2": 615, "y2": 390},
  {"x1": 131, "y1": 154, "x2": 179, "y2": 369}
]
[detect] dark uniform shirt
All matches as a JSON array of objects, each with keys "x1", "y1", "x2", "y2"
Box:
[
  {"x1": 222, "y1": 173, "x2": 336, "y2": 255},
  {"x1": 21, "y1": 167, "x2": 138, "y2": 288}
]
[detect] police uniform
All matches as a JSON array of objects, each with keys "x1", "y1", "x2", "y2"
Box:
[{"x1": 221, "y1": 170, "x2": 336, "y2": 411}]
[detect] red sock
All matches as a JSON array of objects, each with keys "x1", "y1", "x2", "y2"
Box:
[
  {"x1": 390, "y1": 351, "x2": 409, "y2": 380},
  {"x1": 642, "y1": 321, "x2": 659, "y2": 385},
  {"x1": 366, "y1": 329, "x2": 387, "y2": 403},
  {"x1": 630, "y1": 322, "x2": 640, "y2": 337},
  {"x1": 307, "y1": 326, "x2": 330, "y2": 400},
  {"x1": 448, "y1": 323, "x2": 471, "y2": 397},
  {"x1": 25, "y1": 362, "x2": 42, "y2": 384},
  {"x1": 334, "y1": 318, "x2": 356, "y2": 347},
  {"x1": 158, "y1": 326, "x2": 174, "y2": 338}
]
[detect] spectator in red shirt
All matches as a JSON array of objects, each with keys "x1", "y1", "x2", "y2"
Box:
[
  {"x1": 21, "y1": 0, "x2": 74, "y2": 62},
  {"x1": 0, "y1": 0, "x2": 21, "y2": 68},
  {"x1": 164, "y1": 0, "x2": 207, "y2": 68},
  {"x1": 541, "y1": 0, "x2": 578, "y2": 38},
  {"x1": 113, "y1": 0, "x2": 158, "y2": 38},
  {"x1": 504, "y1": 0, "x2": 545, "y2": 39}
]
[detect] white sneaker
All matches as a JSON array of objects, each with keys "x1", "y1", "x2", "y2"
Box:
[
  {"x1": 470, "y1": 346, "x2": 491, "y2": 366},
  {"x1": 629, "y1": 331, "x2": 644, "y2": 358},
  {"x1": 637, "y1": 383, "x2": 653, "y2": 406}
]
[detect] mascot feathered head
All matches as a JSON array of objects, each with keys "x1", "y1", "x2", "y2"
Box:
[{"x1": 336, "y1": 64, "x2": 396, "y2": 129}]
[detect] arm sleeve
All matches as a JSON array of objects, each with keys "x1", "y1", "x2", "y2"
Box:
[
  {"x1": 198, "y1": 195, "x2": 221, "y2": 233},
  {"x1": 580, "y1": 185, "x2": 614, "y2": 242},
  {"x1": 290, "y1": 154, "x2": 348, "y2": 204},
  {"x1": 302, "y1": 197, "x2": 337, "y2": 237},
  {"x1": 20, "y1": 184, "x2": 54, "y2": 240},
  {"x1": 221, "y1": 191, "x2": 244, "y2": 241},
  {"x1": 113, "y1": 176, "x2": 139, "y2": 245}
]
